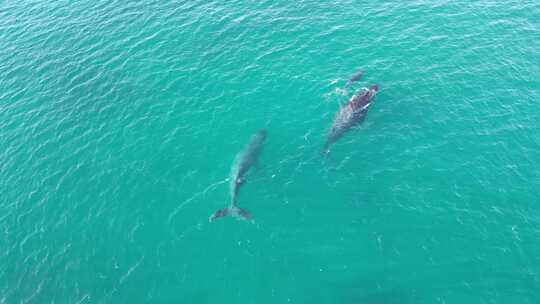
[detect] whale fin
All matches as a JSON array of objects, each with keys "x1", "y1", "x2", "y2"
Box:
[
  {"x1": 235, "y1": 207, "x2": 252, "y2": 222},
  {"x1": 209, "y1": 207, "x2": 231, "y2": 222},
  {"x1": 209, "y1": 206, "x2": 253, "y2": 223}
]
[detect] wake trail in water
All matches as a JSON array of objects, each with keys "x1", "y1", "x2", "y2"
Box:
[{"x1": 167, "y1": 178, "x2": 229, "y2": 224}]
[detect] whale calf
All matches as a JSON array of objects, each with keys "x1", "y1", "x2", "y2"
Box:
[
  {"x1": 345, "y1": 70, "x2": 364, "y2": 88},
  {"x1": 209, "y1": 129, "x2": 267, "y2": 222},
  {"x1": 323, "y1": 85, "x2": 379, "y2": 153}
]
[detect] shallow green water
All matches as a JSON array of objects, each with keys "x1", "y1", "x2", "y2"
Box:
[{"x1": 1, "y1": 1, "x2": 540, "y2": 303}]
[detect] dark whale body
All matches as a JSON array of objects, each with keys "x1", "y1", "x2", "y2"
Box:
[
  {"x1": 209, "y1": 129, "x2": 267, "y2": 222},
  {"x1": 324, "y1": 85, "x2": 379, "y2": 153}
]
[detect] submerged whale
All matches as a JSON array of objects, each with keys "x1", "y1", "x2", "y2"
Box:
[
  {"x1": 345, "y1": 70, "x2": 364, "y2": 88},
  {"x1": 323, "y1": 85, "x2": 379, "y2": 153},
  {"x1": 209, "y1": 129, "x2": 267, "y2": 222}
]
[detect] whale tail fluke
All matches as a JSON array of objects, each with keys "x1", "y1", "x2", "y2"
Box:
[{"x1": 209, "y1": 206, "x2": 253, "y2": 223}]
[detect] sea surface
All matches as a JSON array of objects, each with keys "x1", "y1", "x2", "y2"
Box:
[{"x1": 1, "y1": 1, "x2": 539, "y2": 303}]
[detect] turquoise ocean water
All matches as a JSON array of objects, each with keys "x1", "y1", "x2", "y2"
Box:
[{"x1": 1, "y1": 1, "x2": 539, "y2": 303}]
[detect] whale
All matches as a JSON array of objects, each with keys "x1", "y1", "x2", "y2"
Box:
[
  {"x1": 345, "y1": 70, "x2": 364, "y2": 88},
  {"x1": 323, "y1": 85, "x2": 379, "y2": 153},
  {"x1": 209, "y1": 129, "x2": 267, "y2": 222}
]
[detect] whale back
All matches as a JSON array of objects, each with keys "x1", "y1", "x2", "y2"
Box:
[
  {"x1": 229, "y1": 129, "x2": 267, "y2": 204},
  {"x1": 324, "y1": 85, "x2": 379, "y2": 153}
]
